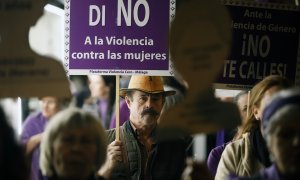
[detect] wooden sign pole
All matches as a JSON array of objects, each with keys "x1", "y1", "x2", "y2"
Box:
[
  {"x1": 247, "y1": 90, "x2": 251, "y2": 118},
  {"x1": 115, "y1": 75, "x2": 120, "y2": 141}
]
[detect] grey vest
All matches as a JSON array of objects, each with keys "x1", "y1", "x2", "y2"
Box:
[{"x1": 106, "y1": 120, "x2": 191, "y2": 180}]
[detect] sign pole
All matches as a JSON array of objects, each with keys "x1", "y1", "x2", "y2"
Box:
[
  {"x1": 247, "y1": 90, "x2": 251, "y2": 118},
  {"x1": 115, "y1": 75, "x2": 120, "y2": 141}
]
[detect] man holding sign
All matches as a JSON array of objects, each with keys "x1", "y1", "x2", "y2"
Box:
[{"x1": 98, "y1": 76, "x2": 192, "y2": 179}]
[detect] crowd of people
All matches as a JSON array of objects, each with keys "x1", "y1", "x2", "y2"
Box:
[
  {"x1": 1, "y1": 74, "x2": 299, "y2": 180},
  {"x1": 215, "y1": 75, "x2": 293, "y2": 179},
  {"x1": 1, "y1": 0, "x2": 299, "y2": 180}
]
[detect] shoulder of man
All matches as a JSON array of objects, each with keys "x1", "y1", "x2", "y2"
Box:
[{"x1": 105, "y1": 122, "x2": 131, "y2": 143}]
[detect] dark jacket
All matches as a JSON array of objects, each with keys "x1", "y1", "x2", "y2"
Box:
[
  {"x1": 43, "y1": 174, "x2": 105, "y2": 180},
  {"x1": 107, "y1": 120, "x2": 192, "y2": 180},
  {"x1": 229, "y1": 164, "x2": 300, "y2": 180}
]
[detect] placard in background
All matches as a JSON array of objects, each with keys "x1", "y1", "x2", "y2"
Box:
[{"x1": 215, "y1": 1, "x2": 300, "y2": 89}]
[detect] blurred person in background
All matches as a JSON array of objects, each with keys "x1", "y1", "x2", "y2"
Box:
[
  {"x1": 216, "y1": 91, "x2": 249, "y2": 146},
  {"x1": 0, "y1": 105, "x2": 29, "y2": 180},
  {"x1": 234, "y1": 91, "x2": 249, "y2": 125},
  {"x1": 83, "y1": 75, "x2": 116, "y2": 129},
  {"x1": 161, "y1": 76, "x2": 187, "y2": 112},
  {"x1": 21, "y1": 96, "x2": 69, "y2": 180},
  {"x1": 40, "y1": 107, "x2": 107, "y2": 180},
  {"x1": 109, "y1": 76, "x2": 131, "y2": 129},
  {"x1": 109, "y1": 99, "x2": 130, "y2": 129},
  {"x1": 70, "y1": 75, "x2": 91, "y2": 108},
  {"x1": 232, "y1": 88, "x2": 300, "y2": 179},
  {"x1": 215, "y1": 75, "x2": 293, "y2": 179},
  {"x1": 207, "y1": 91, "x2": 248, "y2": 176}
]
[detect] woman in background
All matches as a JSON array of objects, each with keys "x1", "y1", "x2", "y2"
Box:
[
  {"x1": 40, "y1": 108, "x2": 107, "y2": 180},
  {"x1": 257, "y1": 88, "x2": 300, "y2": 179},
  {"x1": 83, "y1": 75, "x2": 116, "y2": 129},
  {"x1": 207, "y1": 91, "x2": 248, "y2": 176},
  {"x1": 215, "y1": 75, "x2": 293, "y2": 179},
  {"x1": 234, "y1": 88, "x2": 300, "y2": 179},
  {"x1": 21, "y1": 96, "x2": 69, "y2": 180}
]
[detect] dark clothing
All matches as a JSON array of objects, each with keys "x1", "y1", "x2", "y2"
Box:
[
  {"x1": 249, "y1": 126, "x2": 271, "y2": 167},
  {"x1": 21, "y1": 112, "x2": 48, "y2": 180},
  {"x1": 207, "y1": 142, "x2": 230, "y2": 176},
  {"x1": 43, "y1": 174, "x2": 105, "y2": 180},
  {"x1": 206, "y1": 127, "x2": 236, "y2": 159},
  {"x1": 82, "y1": 98, "x2": 113, "y2": 129},
  {"x1": 229, "y1": 164, "x2": 300, "y2": 180},
  {"x1": 106, "y1": 120, "x2": 192, "y2": 180},
  {"x1": 206, "y1": 128, "x2": 236, "y2": 176},
  {"x1": 215, "y1": 129, "x2": 236, "y2": 147},
  {"x1": 74, "y1": 86, "x2": 90, "y2": 108},
  {"x1": 0, "y1": 105, "x2": 29, "y2": 180},
  {"x1": 256, "y1": 165, "x2": 283, "y2": 180}
]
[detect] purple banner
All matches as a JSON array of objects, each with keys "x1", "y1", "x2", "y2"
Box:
[
  {"x1": 65, "y1": 0, "x2": 175, "y2": 76},
  {"x1": 216, "y1": 1, "x2": 300, "y2": 89}
]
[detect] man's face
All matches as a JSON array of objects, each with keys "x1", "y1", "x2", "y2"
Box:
[{"x1": 126, "y1": 91, "x2": 164, "y2": 128}]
